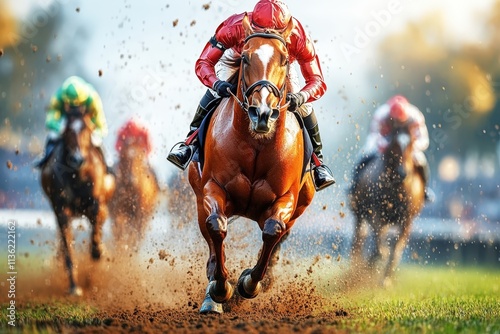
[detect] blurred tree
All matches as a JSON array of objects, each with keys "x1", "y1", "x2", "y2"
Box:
[
  {"x1": 0, "y1": 3, "x2": 89, "y2": 154},
  {"x1": 0, "y1": 1, "x2": 17, "y2": 49},
  {"x1": 369, "y1": 2, "x2": 500, "y2": 165}
]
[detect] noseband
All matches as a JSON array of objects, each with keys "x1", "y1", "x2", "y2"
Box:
[{"x1": 232, "y1": 32, "x2": 289, "y2": 115}]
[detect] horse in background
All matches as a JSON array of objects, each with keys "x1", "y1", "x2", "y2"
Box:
[
  {"x1": 40, "y1": 108, "x2": 115, "y2": 296},
  {"x1": 188, "y1": 15, "x2": 315, "y2": 314},
  {"x1": 109, "y1": 119, "x2": 160, "y2": 251},
  {"x1": 348, "y1": 117, "x2": 425, "y2": 287}
]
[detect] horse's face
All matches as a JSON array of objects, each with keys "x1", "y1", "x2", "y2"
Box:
[
  {"x1": 386, "y1": 121, "x2": 414, "y2": 166},
  {"x1": 63, "y1": 109, "x2": 93, "y2": 169},
  {"x1": 240, "y1": 15, "x2": 292, "y2": 136}
]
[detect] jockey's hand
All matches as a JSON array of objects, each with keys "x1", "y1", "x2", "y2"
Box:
[
  {"x1": 213, "y1": 80, "x2": 236, "y2": 98},
  {"x1": 286, "y1": 92, "x2": 306, "y2": 111}
]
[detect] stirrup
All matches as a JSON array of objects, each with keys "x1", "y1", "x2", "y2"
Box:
[
  {"x1": 312, "y1": 164, "x2": 335, "y2": 191},
  {"x1": 167, "y1": 141, "x2": 195, "y2": 171}
]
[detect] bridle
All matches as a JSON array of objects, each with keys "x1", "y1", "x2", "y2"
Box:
[{"x1": 230, "y1": 32, "x2": 290, "y2": 116}]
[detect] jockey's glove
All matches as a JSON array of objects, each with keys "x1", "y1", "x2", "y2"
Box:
[
  {"x1": 213, "y1": 80, "x2": 236, "y2": 98},
  {"x1": 286, "y1": 92, "x2": 307, "y2": 111}
]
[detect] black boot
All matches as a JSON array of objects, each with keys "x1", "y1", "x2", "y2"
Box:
[
  {"x1": 34, "y1": 138, "x2": 59, "y2": 168},
  {"x1": 167, "y1": 90, "x2": 219, "y2": 170},
  {"x1": 303, "y1": 112, "x2": 335, "y2": 191}
]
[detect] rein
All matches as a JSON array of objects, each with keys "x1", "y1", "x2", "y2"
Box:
[{"x1": 229, "y1": 32, "x2": 290, "y2": 114}]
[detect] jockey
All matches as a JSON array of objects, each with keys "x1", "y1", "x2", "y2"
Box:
[
  {"x1": 167, "y1": 0, "x2": 335, "y2": 191},
  {"x1": 352, "y1": 95, "x2": 435, "y2": 202},
  {"x1": 115, "y1": 118, "x2": 152, "y2": 155},
  {"x1": 34, "y1": 76, "x2": 112, "y2": 173}
]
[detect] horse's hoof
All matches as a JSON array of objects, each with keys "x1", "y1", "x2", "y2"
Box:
[
  {"x1": 69, "y1": 286, "x2": 83, "y2": 297},
  {"x1": 208, "y1": 280, "x2": 233, "y2": 304},
  {"x1": 200, "y1": 288, "x2": 223, "y2": 314},
  {"x1": 237, "y1": 268, "x2": 262, "y2": 299}
]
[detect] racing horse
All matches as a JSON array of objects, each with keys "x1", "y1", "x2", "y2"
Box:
[
  {"x1": 348, "y1": 117, "x2": 425, "y2": 287},
  {"x1": 188, "y1": 15, "x2": 315, "y2": 314},
  {"x1": 109, "y1": 121, "x2": 160, "y2": 250},
  {"x1": 40, "y1": 108, "x2": 115, "y2": 296}
]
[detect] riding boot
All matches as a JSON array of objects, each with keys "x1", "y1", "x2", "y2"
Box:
[
  {"x1": 167, "y1": 90, "x2": 220, "y2": 170},
  {"x1": 303, "y1": 111, "x2": 335, "y2": 191},
  {"x1": 414, "y1": 155, "x2": 435, "y2": 203},
  {"x1": 34, "y1": 138, "x2": 59, "y2": 168}
]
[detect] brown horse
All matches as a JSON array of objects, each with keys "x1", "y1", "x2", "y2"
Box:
[
  {"x1": 188, "y1": 15, "x2": 315, "y2": 314},
  {"x1": 348, "y1": 119, "x2": 425, "y2": 287},
  {"x1": 40, "y1": 108, "x2": 115, "y2": 296},
  {"x1": 109, "y1": 132, "x2": 160, "y2": 250}
]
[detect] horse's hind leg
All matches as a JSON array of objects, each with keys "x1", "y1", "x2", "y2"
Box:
[{"x1": 57, "y1": 213, "x2": 82, "y2": 296}]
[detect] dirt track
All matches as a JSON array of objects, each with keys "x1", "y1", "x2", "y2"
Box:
[
  {"x1": 10, "y1": 206, "x2": 352, "y2": 333},
  {"x1": 15, "y1": 251, "x2": 350, "y2": 333}
]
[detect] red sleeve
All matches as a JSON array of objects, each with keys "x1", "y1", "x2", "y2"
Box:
[
  {"x1": 289, "y1": 19, "x2": 327, "y2": 102},
  {"x1": 194, "y1": 14, "x2": 246, "y2": 89}
]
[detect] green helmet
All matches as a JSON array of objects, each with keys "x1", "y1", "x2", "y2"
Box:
[{"x1": 61, "y1": 76, "x2": 91, "y2": 107}]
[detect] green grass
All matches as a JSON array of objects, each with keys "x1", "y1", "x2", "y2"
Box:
[
  {"x1": 326, "y1": 266, "x2": 500, "y2": 333},
  {"x1": 1, "y1": 301, "x2": 99, "y2": 333}
]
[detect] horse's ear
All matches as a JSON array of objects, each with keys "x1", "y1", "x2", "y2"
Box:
[
  {"x1": 242, "y1": 13, "x2": 253, "y2": 37},
  {"x1": 282, "y1": 18, "x2": 294, "y2": 43}
]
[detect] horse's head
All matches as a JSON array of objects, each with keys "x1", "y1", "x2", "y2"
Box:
[
  {"x1": 238, "y1": 14, "x2": 293, "y2": 136},
  {"x1": 62, "y1": 107, "x2": 94, "y2": 170},
  {"x1": 385, "y1": 119, "x2": 415, "y2": 172}
]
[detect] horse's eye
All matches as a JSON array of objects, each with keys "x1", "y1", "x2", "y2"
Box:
[{"x1": 242, "y1": 54, "x2": 249, "y2": 64}]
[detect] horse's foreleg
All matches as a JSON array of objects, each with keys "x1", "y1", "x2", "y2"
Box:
[
  {"x1": 263, "y1": 230, "x2": 290, "y2": 292},
  {"x1": 383, "y1": 222, "x2": 411, "y2": 286},
  {"x1": 57, "y1": 213, "x2": 82, "y2": 296},
  {"x1": 369, "y1": 224, "x2": 389, "y2": 269},
  {"x1": 237, "y1": 195, "x2": 293, "y2": 299},
  {"x1": 90, "y1": 204, "x2": 107, "y2": 260},
  {"x1": 350, "y1": 218, "x2": 367, "y2": 267},
  {"x1": 203, "y1": 181, "x2": 233, "y2": 304}
]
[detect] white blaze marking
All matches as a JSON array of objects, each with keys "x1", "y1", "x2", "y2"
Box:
[
  {"x1": 71, "y1": 119, "x2": 83, "y2": 132},
  {"x1": 254, "y1": 44, "x2": 275, "y2": 113}
]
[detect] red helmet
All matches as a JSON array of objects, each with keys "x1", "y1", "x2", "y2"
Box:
[
  {"x1": 251, "y1": 0, "x2": 291, "y2": 31},
  {"x1": 115, "y1": 119, "x2": 151, "y2": 154},
  {"x1": 387, "y1": 94, "x2": 408, "y2": 107},
  {"x1": 389, "y1": 102, "x2": 409, "y2": 123}
]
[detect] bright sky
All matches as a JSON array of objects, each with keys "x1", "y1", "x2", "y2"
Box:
[{"x1": 4, "y1": 0, "x2": 497, "y2": 181}]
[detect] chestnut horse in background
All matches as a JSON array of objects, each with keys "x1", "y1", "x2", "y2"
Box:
[
  {"x1": 188, "y1": 15, "x2": 315, "y2": 314},
  {"x1": 348, "y1": 117, "x2": 425, "y2": 287},
  {"x1": 41, "y1": 108, "x2": 115, "y2": 296},
  {"x1": 109, "y1": 121, "x2": 160, "y2": 250}
]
